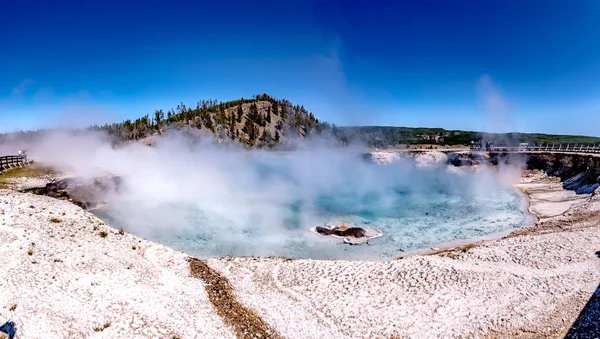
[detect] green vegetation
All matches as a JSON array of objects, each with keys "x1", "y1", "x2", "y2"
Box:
[
  {"x1": 0, "y1": 164, "x2": 55, "y2": 189},
  {"x1": 1, "y1": 94, "x2": 598, "y2": 149},
  {"x1": 92, "y1": 94, "x2": 328, "y2": 148},
  {"x1": 335, "y1": 126, "x2": 600, "y2": 147}
]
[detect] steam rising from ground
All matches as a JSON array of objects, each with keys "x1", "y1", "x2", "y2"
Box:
[{"x1": 16, "y1": 131, "x2": 527, "y2": 259}]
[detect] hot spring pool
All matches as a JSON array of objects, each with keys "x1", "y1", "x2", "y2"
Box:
[{"x1": 93, "y1": 153, "x2": 529, "y2": 260}]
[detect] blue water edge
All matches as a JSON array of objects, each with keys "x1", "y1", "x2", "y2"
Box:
[{"x1": 93, "y1": 157, "x2": 528, "y2": 260}]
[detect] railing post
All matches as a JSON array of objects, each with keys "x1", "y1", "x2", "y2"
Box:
[{"x1": 0, "y1": 155, "x2": 29, "y2": 173}]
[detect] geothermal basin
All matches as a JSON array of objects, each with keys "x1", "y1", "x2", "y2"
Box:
[{"x1": 92, "y1": 151, "x2": 530, "y2": 260}]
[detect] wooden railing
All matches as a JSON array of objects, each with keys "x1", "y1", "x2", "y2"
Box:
[
  {"x1": 480, "y1": 144, "x2": 600, "y2": 154},
  {"x1": 0, "y1": 155, "x2": 27, "y2": 172}
]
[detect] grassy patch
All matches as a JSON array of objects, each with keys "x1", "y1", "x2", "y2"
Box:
[
  {"x1": 98, "y1": 231, "x2": 108, "y2": 238},
  {"x1": 9, "y1": 304, "x2": 16, "y2": 311},
  {"x1": 49, "y1": 217, "x2": 62, "y2": 223},
  {"x1": 0, "y1": 163, "x2": 55, "y2": 189}
]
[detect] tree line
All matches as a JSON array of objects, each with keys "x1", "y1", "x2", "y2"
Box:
[{"x1": 90, "y1": 93, "x2": 332, "y2": 147}]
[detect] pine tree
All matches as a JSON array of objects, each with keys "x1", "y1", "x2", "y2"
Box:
[
  {"x1": 280, "y1": 104, "x2": 286, "y2": 121},
  {"x1": 266, "y1": 106, "x2": 272, "y2": 124},
  {"x1": 229, "y1": 112, "x2": 235, "y2": 139},
  {"x1": 202, "y1": 111, "x2": 214, "y2": 131},
  {"x1": 242, "y1": 118, "x2": 253, "y2": 137},
  {"x1": 236, "y1": 105, "x2": 243, "y2": 123},
  {"x1": 274, "y1": 130, "x2": 280, "y2": 142},
  {"x1": 249, "y1": 103, "x2": 259, "y2": 122},
  {"x1": 243, "y1": 119, "x2": 257, "y2": 146},
  {"x1": 154, "y1": 109, "x2": 164, "y2": 131}
]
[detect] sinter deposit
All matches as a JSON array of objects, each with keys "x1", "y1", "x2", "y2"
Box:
[{"x1": 1, "y1": 162, "x2": 599, "y2": 338}]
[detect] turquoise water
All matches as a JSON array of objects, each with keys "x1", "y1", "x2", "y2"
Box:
[{"x1": 93, "y1": 156, "x2": 528, "y2": 260}]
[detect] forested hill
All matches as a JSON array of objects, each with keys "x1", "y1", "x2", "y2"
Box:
[
  {"x1": 334, "y1": 126, "x2": 600, "y2": 147},
  {"x1": 92, "y1": 92, "x2": 600, "y2": 148},
  {"x1": 91, "y1": 94, "x2": 330, "y2": 147},
  {"x1": 2, "y1": 94, "x2": 599, "y2": 148}
]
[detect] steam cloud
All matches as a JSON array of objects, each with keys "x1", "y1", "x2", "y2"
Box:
[
  {"x1": 477, "y1": 74, "x2": 516, "y2": 134},
  {"x1": 5, "y1": 129, "x2": 528, "y2": 259}
]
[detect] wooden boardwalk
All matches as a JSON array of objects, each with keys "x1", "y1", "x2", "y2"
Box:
[
  {"x1": 487, "y1": 144, "x2": 600, "y2": 154},
  {"x1": 0, "y1": 155, "x2": 27, "y2": 172}
]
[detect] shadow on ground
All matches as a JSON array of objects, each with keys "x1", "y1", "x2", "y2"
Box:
[
  {"x1": 564, "y1": 251, "x2": 600, "y2": 338},
  {"x1": 0, "y1": 321, "x2": 16, "y2": 339}
]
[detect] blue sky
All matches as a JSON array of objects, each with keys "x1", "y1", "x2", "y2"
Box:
[{"x1": 1, "y1": 0, "x2": 599, "y2": 136}]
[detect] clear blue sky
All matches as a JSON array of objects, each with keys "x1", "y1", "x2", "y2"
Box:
[{"x1": 1, "y1": 0, "x2": 599, "y2": 136}]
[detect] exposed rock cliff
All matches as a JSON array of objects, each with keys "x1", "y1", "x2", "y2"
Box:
[{"x1": 525, "y1": 153, "x2": 600, "y2": 194}]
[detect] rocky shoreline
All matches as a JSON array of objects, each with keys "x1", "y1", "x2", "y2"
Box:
[{"x1": 368, "y1": 150, "x2": 600, "y2": 194}]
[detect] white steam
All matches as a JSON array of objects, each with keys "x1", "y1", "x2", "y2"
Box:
[
  {"x1": 477, "y1": 74, "x2": 516, "y2": 134},
  {"x1": 11, "y1": 130, "x2": 528, "y2": 259}
]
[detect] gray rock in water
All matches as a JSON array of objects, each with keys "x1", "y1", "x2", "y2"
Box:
[{"x1": 575, "y1": 183, "x2": 600, "y2": 195}]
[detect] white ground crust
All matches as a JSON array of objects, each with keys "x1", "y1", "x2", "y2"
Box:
[
  {"x1": 1, "y1": 171, "x2": 599, "y2": 338},
  {"x1": 207, "y1": 175, "x2": 600, "y2": 338},
  {"x1": 209, "y1": 225, "x2": 600, "y2": 339},
  {"x1": 0, "y1": 190, "x2": 234, "y2": 339}
]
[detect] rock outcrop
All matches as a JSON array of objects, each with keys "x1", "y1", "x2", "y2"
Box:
[
  {"x1": 368, "y1": 150, "x2": 600, "y2": 195},
  {"x1": 23, "y1": 176, "x2": 123, "y2": 209},
  {"x1": 523, "y1": 153, "x2": 600, "y2": 194}
]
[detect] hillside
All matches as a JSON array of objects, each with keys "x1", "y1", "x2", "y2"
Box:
[
  {"x1": 334, "y1": 126, "x2": 600, "y2": 148},
  {"x1": 93, "y1": 94, "x2": 329, "y2": 147},
  {"x1": 2, "y1": 95, "x2": 600, "y2": 149}
]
